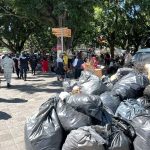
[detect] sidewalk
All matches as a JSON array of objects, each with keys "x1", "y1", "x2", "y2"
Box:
[{"x1": 0, "y1": 72, "x2": 62, "y2": 150}]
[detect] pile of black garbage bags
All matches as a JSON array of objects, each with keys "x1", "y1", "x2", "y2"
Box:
[{"x1": 25, "y1": 68, "x2": 150, "y2": 150}]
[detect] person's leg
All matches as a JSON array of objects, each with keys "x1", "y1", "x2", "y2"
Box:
[
  {"x1": 31, "y1": 67, "x2": 33, "y2": 74},
  {"x1": 74, "y1": 68, "x2": 78, "y2": 79},
  {"x1": 4, "y1": 71, "x2": 7, "y2": 81},
  {"x1": 5, "y1": 72, "x2": 11, "y2": 87},
  {"x1": 33, "y1": 67, "x2": 36, "y2": 75},
  {"x1": 20, "y1": 67, "x2": 23, "y2": 79},
  {"x1": 7, "y1": 72, "x2": 12, "y2": 87},
  {"x1": 16, "y1": 68, "x2": 19, "y2": 78},
  {"x1": 24, "y1": 68, "x2": 27, "y2": 81},
  {"x1": 78, "y1": 69, "x2": 82, "y2": 78}
]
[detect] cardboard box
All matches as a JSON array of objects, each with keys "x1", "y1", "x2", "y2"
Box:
[{"x1": 94, "y1": 69, "x2": 103, "y2": 78}]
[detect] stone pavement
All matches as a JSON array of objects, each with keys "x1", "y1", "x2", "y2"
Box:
[{"x1": 0, "y1": 72, "x2": 62, "y2": 150}]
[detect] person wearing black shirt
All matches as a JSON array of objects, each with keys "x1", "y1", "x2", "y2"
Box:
[{"x1": 19, "y1": 54, "x2": 28, "y2": 81}]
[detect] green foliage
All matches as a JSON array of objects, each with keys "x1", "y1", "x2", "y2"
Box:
[
  {"x1": 0, "y1": 0, "x2": 149, "y2": 54},
  {"x1": 94, "y1": 0, "x2": 150, "y2": 56}
]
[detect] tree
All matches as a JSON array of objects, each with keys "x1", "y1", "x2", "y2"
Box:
[
  {"x1": 94, "y1": 0, "x2": 150, "y2": 57},
  {"x1": 0, "y1": 0, "x2": 36, "y2": 53},
  {"x1": 24, "y1": 24, "x2": 57, "y2": 53},
  {"x1": 13, "y1": 0, "x2": 101, "y2": 49}
]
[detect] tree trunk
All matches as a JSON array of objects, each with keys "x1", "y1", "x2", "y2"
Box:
[{"x1": 110, "y1": 43, "x2": 115, "y2": 58}]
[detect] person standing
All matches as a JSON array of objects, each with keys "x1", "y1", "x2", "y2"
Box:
[
  {"x1": 19, "y1": 53, "x2": 28, "y2": 81},
  {"x1": 73, "y1": 53, "x2": 84, "y2": 79},
  {"x1": 1, "y1": 53, "x2": 14, "y2": 88},
  {"x1": 56, "y1": 54, "x2": 65, "y2": 81},
  {"x1": 30, "y1": 55, "x2": 38, "y2": 75}
]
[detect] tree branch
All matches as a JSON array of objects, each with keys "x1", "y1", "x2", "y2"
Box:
[
  {"x1": 0, "y1": 6, "x2": 28, "y2": 19},
  {"x1": 0, "y1": 39, "x2": 15, "y2": 52}
]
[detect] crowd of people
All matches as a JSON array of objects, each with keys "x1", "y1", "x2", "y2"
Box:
[
  {"x1": 0, "y1": 52, "x2": 50, "y2": 87},
  {"x1": 54, "y1": 50, "x2": 130, "y2": 80},
  {"x1": 0, "y1": 50, "x2": 131, "y2": 88}
]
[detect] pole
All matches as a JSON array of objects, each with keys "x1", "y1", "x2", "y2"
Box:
[{"x1": 61, "y1": 28, "x2": 64, "y2": 53}]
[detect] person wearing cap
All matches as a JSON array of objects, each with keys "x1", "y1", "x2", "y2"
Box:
[{"x1": 1, "y1": 53, "x2": 14, "y2": 88}]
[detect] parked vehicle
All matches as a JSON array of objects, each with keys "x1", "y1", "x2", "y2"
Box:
[{"x1": 132, "y1": 48, "x2": 150, "y2": 71}]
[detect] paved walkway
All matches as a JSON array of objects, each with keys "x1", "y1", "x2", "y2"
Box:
[{"x1": 0, "y1": 72, "x2": 62, "y2": 150}]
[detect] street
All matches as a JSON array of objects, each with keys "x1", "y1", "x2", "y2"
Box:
[{"x1": 0, "y1": 72, "x2": 62, "y2": 150}]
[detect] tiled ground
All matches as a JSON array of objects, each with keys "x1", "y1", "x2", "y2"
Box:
[{"x1": 0, "y1": 72, "x2": 62, "y2": 150}]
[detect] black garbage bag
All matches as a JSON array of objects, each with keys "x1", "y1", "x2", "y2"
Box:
[
  {"x1": 115, "y1": 99, "x2": 148, "y2": 120},
  {"x1": 62, "y1": 126, "x2": 107, "y2": 150},
  {"x1": 116, "y1": 68, "x2": 135, "y2": 79},
  {"x1": 62, "y1": 79, "x2": 77, "y2": 92},
  {"x1": 24, "y1": 98, "x2": 63, "y2": 150},
  {"x1": 112, "y1": 72, "x2": 149, "y2": 100},
  {"x1": 56, "y1": 100, "x2": 91, "y2": 131},
  {"x1": 143, "y1": 85, "x2": 150, "y2": 98},
  {"x1": 109, "y1": 131, "x2": 130, "y2": 150},
  {"x1": 108, "y1": 117, "x2": 136, "y2": 150},
  {"x1": 132, "y1": 115, "x2": 150, "y2": 150},
  {"x1": 67, "y1": 93, "x2": 112, "y2": 125},
  {"x1": 78, "y1": 71, "x2": 108, "y2": 95},
  {"x1": 100, "y1": 92, "x2": 121, "y2": 114}
]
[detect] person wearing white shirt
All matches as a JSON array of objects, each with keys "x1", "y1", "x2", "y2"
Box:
[{"x1": 1, "y1": 54, "x2": 14, "y2": 87}]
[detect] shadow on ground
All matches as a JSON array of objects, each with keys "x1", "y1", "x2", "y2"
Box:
[
  {"x1": 10, "y1": 84, "x2": 62, "y2": 94},
  {"x1": 0, "y1": 111, "x2": 12, "y2": 120},
  {"x1": 26, "y1": 79, "x2": 45, "y2": 82},
  {"x1": 0, "y1": 98, "x2": 28, "y2": 103},
  {"x1": 49, "y1": 80, "x2": 63, "y2": 87}
]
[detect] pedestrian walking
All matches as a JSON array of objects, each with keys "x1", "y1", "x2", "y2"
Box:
[
  {"x1": 19, "y1": 53, "x2": 28, "y2": 81},
  {"x1": 13, "y1": 54, "x2": 20, "y2": 78},
  {"x1": 30, "y1": 55, "x2": 38, "y2": 75},
  {"x1": 1, "y1": 53, "x2": 14, "y2": 88},
  {"x1": 41, "y1": 57, "x2": 49, "y2": 73}
]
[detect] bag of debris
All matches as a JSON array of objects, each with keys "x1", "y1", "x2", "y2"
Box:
[
  {"x1": 67, "y1": 93, "x2": 112, "y2": 125},
  {"x1": 137, "y1": 96, "x2": 150, "y2": 108},
  {"x1": 143, "y1": 85, "x2": 150, "y2": 98},
  {"x1": 78, "y1": 71, "x2": 108, "y2": 95},
  {"x1": 112, "y1": 72, "x2": 149, "y2": 100},
  {"x1": 109, "y1": 131, "x2": 131, "y2": 150},
  {"x1": 62, "y1": 126, "x2": 107, "y2": 150},
  {"x1": 102, "y1": 76, "x2": 114, "y2": 90},
  {"x1": 24, "y1": 98, "x2": 63, "y2": 150},
  {"x1": 62, "y1": 79, "x2": 77, "y2": 92},
  {"x1": 115, "y1": 99, "x2": 148, "y2": 120},
  {"x1": 132, "y1": 115, "x2": 150, "y2": 150},
  {"x1": 56, "y1": 100, "x2": 91, "y2": 131},
  {"x1": 116, "y1": 68, "x2": 135, "y2": 79},
  {"x1": 109, "y1": 117, "x2": 136, "y2": 150},
  {"x1": 100, "y1": 92, "x2": 121, "y2": 114}
]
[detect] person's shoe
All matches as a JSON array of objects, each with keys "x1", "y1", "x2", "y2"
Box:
[{"x1": 7, "y1": 83, "x2": 11, "y2": 88}]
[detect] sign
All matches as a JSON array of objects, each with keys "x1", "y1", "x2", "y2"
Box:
[
  {"x1": 52, "y1": 27, "x2": 71, "y2": 37},
  {"x1": 52, "y1": 27, "x2": 72, "y2": 53}
]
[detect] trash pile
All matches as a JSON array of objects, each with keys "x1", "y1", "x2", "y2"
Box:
[{"x1": 25, "y1": 69, "x2": 150, "y2": 150}]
